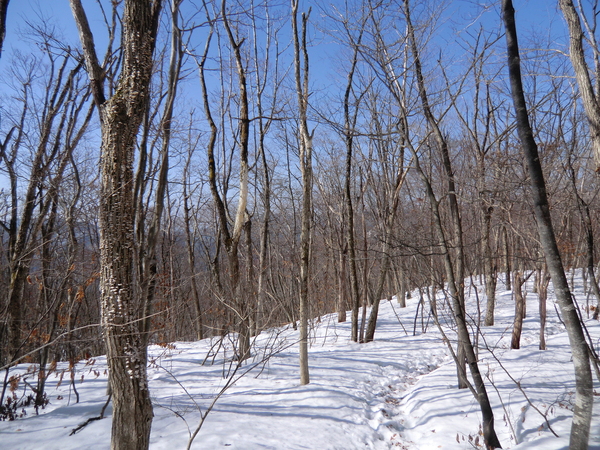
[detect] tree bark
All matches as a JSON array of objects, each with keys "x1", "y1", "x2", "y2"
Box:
[
  {"x1": 70, "y1": 1, "x2": 162, "y2": 448},
  {"x1": 341, "y1": 25, "x2": 362, "y2": 343},
  {"x1": 511, "y1": 272, "x2": 526, "y2": 350},
  {"x1": 292, "y1": 0, "x2": 312, "y2": 385},
  {"x1": 221, "y1": 0, "x2": 252, "y2": 361},
  {"x1": 338, "y1": 245, "x2": 348, "y2": 322},
  {"x1": 559, "y1": 0, "x2": 600, "y2": 172},
  {"x1": 538, "y1": 268, "x2": 550, "y2": 351},
  {"x1": 503, "y1": 2, "x2": 593, "y2": 447},
  {"x1": 503, "y1": 226, "x2": 512, "y2": 291},
  {"x1": 482, "y1": 203, "x2": 497, "y2": 326},
  {"x1": 403, "y1": 0, "x2": 467, "y2": 389}
]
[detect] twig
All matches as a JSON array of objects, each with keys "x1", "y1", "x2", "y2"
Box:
[
  {"x1": 478, "y1": 331, "x2": 559, "y2": 437},
  {"x1": 69, "y1": 393, "x2": 112, "y2": 436}
]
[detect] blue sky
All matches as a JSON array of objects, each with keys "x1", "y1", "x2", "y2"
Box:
[{"x1": 1, "y1": 1, "x2": 568, "y2": 60}]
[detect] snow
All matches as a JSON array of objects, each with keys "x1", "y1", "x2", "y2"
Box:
[{"x1": 1, "y1": 272, "x2": 599, "y2": 449}]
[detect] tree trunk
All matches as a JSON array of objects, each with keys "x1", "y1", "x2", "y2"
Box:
[
  {"x1": 403, "y1": 0, "x2": 467, "y2": 390},
  {"x1": 482, "y1": 203, "x2": 497, "y2": 326},
  {"x1": 566, "y1": 138, "x2": 600, "y2": 320},
  {"x1": 503, "y1": 226, "x2": 512, "y2": 291},
  {"x1": 341, "y1": 25, "x2": 362, "y2": 343},
  {"x1": 559, "y1": 0, "x2": 600, "y2": 172},
  {"x1": 70, "y1": 1, "x2": 162, "y2": 448},
  {"x1": 395, "y1": 265, "x2": 407, "y2": 307},
  {"x1": 409, "y1": 146, "x2": 502, "y2": 449},
  {"x1": 364, "y1": 163, "x2": 407, "y2": 343},
  {"x1": 183, "y1": 159, "x2": 204, "y2": 340},
  {"x1": 221, "y1": 1, "x2": 252, "y2": 361},
  {"x1": 292, "y1": 0, "x2": 312, "y2": 385},
  {"x1": 338, "y1": 245, "x2": 348, "y2": 322},
  {"x1": 503, "y1": 2, "x2": 593, "y2": 447},
  {"x1": 538, "y1": 268, "x2": 551, "y2": 351},
  {"x1": 511, "y1": 272, "x2": 525, "y2": 350}
]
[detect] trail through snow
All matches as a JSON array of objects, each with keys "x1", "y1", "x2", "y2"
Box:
[{"x1": 1, "y1": 273, "x2": 599, "y2": 449}]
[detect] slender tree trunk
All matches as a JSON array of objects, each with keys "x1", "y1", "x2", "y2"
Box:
[
  {"x1": 363, "y1": 245, "x2": 390, "y2": 343},
  {"x1": 182, "y1": 153, "x2": 204, "y2": 340},
  {"x1": 292, "y1": 0, "x2": 312, "y2": 385},
  {"x1": 538, "y1": 268, "x2": 550, "y2": 351},
  {"x1": 403, "y1": 0, "x2": 467, "y2": 389},
  {"x1": 139, "y1": 0, "x2": 182, "y2": 349},
  {"x1": 253, "y1": 9, "x2": 275, "y2": 333},
  {"x1": 364, "y1": 164, "x2": 407, "y2": 343},
  {"x1": 503, "y1": 226, "x2": 512, "y2": 291},
  {"x1": 503, "y1": 2, "x2": 593, "y2": 447},
  {"x1": 559, "y1": 0, "x2": 600, "y2": 171},
  {"x1": 408, "y1": 144, "x2": 501, "y2": 449},
  {"x1": 359, "y1": 193, "x2": 369, "y2": 343},
  {"x1": 222, "y1": 0, "x2": 252, "y2": 361},
  {"x1": 566, "y1": 142, "x2": 600, "y2": 319},
  {"x1": 483, "y1": 203, "x2": 497, "y2": 326},
  {"x1": 338, "y1": 245, "x2": 348, "y2": 322},
  {"x1": 511, "y1": 272, "x2": 526, "y2": 350},
  {"x1": 395, "y1": 265, "x2": 407, "y2": 307},
  {"x1": 342, "y1": 29, "x2": 362, "y2": 343}
]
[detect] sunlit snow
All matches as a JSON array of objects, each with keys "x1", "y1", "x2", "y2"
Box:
[{"x1": 1, "y1": 272, "x2": 599, "y2": 449}]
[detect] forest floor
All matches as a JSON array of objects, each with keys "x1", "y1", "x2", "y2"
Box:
[{"x1": 1, "y1": 271, "x2": 600, "y2": 449}]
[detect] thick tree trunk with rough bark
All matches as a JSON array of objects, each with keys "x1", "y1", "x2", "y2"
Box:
[
  {"x1": 99, "y1": 78, "x2": 154, "y2": 450},
  {"x1": 70, "y1": 1, "x2": 162, "y2": 448},
  {"x1": 503, "y1": 2, "x2": 593, "y2": 447}
]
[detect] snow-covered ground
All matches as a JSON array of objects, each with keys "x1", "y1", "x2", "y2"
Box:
[{"x1": 1, "y1": 273, "x2": 599, "y2": 449}]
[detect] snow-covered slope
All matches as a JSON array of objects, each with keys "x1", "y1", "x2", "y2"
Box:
[{"x1": 1, "y1": 273, "x2": 599, "y2": 449}]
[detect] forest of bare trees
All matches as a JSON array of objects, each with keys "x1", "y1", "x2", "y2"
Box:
[{"x1": 1, "y1": 0, "x2": 599, "y2": 448}]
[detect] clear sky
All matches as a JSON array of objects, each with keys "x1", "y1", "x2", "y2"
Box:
[
  {"x1": 1, "y1": 1, "x2": 569, "y2": 62},
  {"x1": 4, "y1": 0, "x2": 101, "y2": 52}
]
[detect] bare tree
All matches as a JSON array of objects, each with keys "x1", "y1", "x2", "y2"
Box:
[
  {"x1": 70, "y1": 1, "x2": 163, "y2": 448},
  {"x1": 136, "y1": 0, "x2": 184, "y2": 350},
  {"x1": 503, "y1": 1, "x2": 593, "y2": 447},
  {"x1": 537, "y1": 265, "x2": 551, "y2": 351},
  {"x1": 510, "y1": 271, "x2": 531, "y2": 350},
  {"x1": 338, "y1": 4, "x2": 365, "y2": 343},
  {"x1": 559, "y1": 0, "x2": 600, "y2": 172},
  {"x1": 1, "y1": 43, "x2": 90, "y2": 367},
  {"x1": 292, "y1": 0, "x2": 312, "y2": 385},
  {"x1": 401, "y1": 0, "x2": 470, "y2": 389}
]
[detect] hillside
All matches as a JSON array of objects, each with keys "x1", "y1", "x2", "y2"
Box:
[{"x1": 1, "y1": 273, "x2": 599, "y2": 449}]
